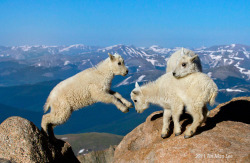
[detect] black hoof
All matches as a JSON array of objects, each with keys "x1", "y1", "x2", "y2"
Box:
[
  {"x1": 184, "y1": 135, "x2": 192, "y2": 139},
  {"x1": 175, "y1": 133, "x2": 181, "y2": 136},
  {"x1": 161, "y1": 134, "x2": 168, "y2": 138},
  {"x1": 128, "y1": 105, "x2": 134, "y2": 108},
  {"x1": 123, "y1": 109, "x2": 129, "y2": 113}
]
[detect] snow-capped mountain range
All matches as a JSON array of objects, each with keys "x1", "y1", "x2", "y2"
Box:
[
  {"x1": 0, "y1": 44, "x2": 249, "y2": 93},
  {"x1": 0, "y1": 43, "x2": 249, "y2": 137}
]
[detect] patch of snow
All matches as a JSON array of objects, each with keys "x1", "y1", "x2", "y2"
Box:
[
  {"x1": 195, "y1": 46, "x2": 207, "y2": 51},
  {"x1": 149, "y1": 45, "x2": 171, "y2": 54},
  {"x1": 116, "y1": 76, "x2": 132, "y2": 87},
  {"x1": 226, "y1": 88, "x2": 244, "y2": 92},
  {"x1": 64, "y1": 60, "x2": 70, "y2": 66},
  {"x1": 59, "y1": 44, "x2": 86, "y2": 52},
  {"x1": 234, "y1": 62, "x2": 250, "y2": 79},
  {"x1": 20, "y1": 45, "x2": 32, "y2": 51},
  {"x1": 97, "y1": 44, "x2": 121, "y2": 52},
  {"x1": 233, "y1": 57, "x2": 244, "y2": 60},
  {"x1": 210, "y1": 54, "x2": 222, "y2": 67},
  {"x1": 210, "y1": 54, "x2": 222, "y2": 60},
  {"x1": 146, "y1": 58, "x2": 157, "y2": 65},
  {"x1": 140, "y1": 50, "x2": 151, "y2": 57},
  {"x1": 231, "y1": 44, "x2": 236, "y2": 48},
  {"x1": 228, "y1": 59, "x2": 234, "y2": 65},
  {"x1": 207, "y1": 72, "x2": 212, "y2": 77},
  {"x1": 82, "y1": 60, "x2": 88, "y2": 65},
  {"x1": 136, "y1": 75, "x2": 146, "y2": 82},
  {"x1": 61, "y1": 137, "x2": 68, "y2": 140},
  {"x1": 223, "y1": 59, "x2": 234, "y2": 65},
  {"x1": 79, "y1": 149, "x2": 85, "y2": 154},
  {"x1": 243, "y1": 51, "x2": 249, "y2": 59}
]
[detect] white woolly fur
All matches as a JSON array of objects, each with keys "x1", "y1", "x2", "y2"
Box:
[
  {"x1": 131, "y1": 72, "x2": 218, "y2": 138},
  {"x1": 167, "y1": 48, "x2": 202, "y2": 78},
  {"x1": 41, "y1": 53, "x2": 133, "y2": 139}
]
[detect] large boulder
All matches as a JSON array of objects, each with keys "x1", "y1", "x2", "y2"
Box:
[
  {"x1": 0, "y1": 116, "x2": 79, "y2": 163},
  {"x1": 114, "y1": 97, "x2": 250, "y2": 163}
]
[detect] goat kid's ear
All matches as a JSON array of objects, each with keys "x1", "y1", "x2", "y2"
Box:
[
  {"x1": 132, "y1": 90, "x2": 139, "y2": 95},
  {"x1": 190, "y1": 55, "x2": 198, "y2": 62},
  {"x1": 135, "y1": 82, "x2": 143, "y2": 94},
  {"x1": 135, "y1": 82, "x2": 140, "y2": 88},
  {"x1": 108, "y1": 53, "x2": 114, "y2": 61}
]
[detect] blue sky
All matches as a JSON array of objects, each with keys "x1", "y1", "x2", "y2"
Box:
[{"x1": 0, "y1": 0, "x2": 249, "y2": 47}]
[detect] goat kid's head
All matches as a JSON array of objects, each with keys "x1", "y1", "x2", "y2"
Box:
[
  {"x1": 108, "y1": 53, "x2": 128, "y2": 76},
  {"x1": 130, "y1": 82, "x2": 149, "y2": 113},
  {"x1": 172, "y1": 48, "x2": 198, "y2": 78}
]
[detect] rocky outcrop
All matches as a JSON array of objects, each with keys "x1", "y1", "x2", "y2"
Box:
[
  {"x1": 114, "y1": 97, "x2": 250, "y2": 163},
  {"x1": 78, "y1": 146, "x2": 115, "y2": 163},
  {"x1": 0, "y1": 158, "x2": 12, "y2": 163},
  {"x1": 0, "y1": 116, "x2": 79, "y2": 163}
]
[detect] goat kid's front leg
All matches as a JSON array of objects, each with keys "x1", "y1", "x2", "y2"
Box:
[
  {"x1": 161, "y1": 108, "x2": 172, "y2": 138},
  {"x1": 109, "y1": 90, "x2": 133, "y2": 108},
  {"x1": 97, "y1": 92, "x2": 129, "y2": 113}
]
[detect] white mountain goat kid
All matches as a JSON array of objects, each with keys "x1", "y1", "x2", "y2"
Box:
[
  {"x1": 167, "y1": 48, "x2": 202, "y2": 78},
  {"x1": 131, "y1": 72, "x2": 218, "y2": 138},
  {"x1": 41, "y1": 53, "x2": 133, "y2": 139}
]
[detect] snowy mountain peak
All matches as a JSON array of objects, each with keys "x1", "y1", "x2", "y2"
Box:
[
  {"x1": 59, "y1": 44, "x2": 89, "y2": 52},
  {"x1": 148, "y1": 45, "x2": 172, "y2": 54},
  {"x1": 97, "y1": 44, "x2": 152, "y2": 58},
  {"x1": 231, "y1": 44, "x2": 236, "y2": 48}
]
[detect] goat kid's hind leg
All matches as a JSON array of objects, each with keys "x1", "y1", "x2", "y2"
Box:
[
  {"x1": 48, "y1": 124, "x2": 56, "y2": 141},
  {"x1": 45, "y1": 108, "x2": 72, "y2": 141},
  {"x1": 41, "y1": 114, "x2": 51, "y2": 137},
  {"x1": 172, "y1": 104, "x2": 183, "y2": 136},
  {"x1": 41, "y1": 113, "x2": 57, "y2": 140},
  {"x1": 203, "y1": 105, "x2": 209, "y2": 122},
  {"x1": 184, "y1": 105, "x2": 204, "y2": 139},
  {"x1": 201, "y1": 105, "x2": 209, "y2": 125},
  {"x1": 161, "y1": 109, "x2": 172, "y2": 138},
  {"x1": 110, "y1": 90, "x2": 133, "y2": 108}
]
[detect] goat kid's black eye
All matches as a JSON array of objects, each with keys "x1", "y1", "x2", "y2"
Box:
[
  {"x1": 182, "y1": 63, "x2": 186, "y2": 67},
  {"x1": 134, "y1": 100, "x2": 137, "y2": 102},
  {"x1": 118, "y1": 62, "x2": 121, "y2": 65}
]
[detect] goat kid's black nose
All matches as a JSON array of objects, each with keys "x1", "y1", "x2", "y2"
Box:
[
  {"x1": 173, "y1": 72, "x2": 176, "y2": 76},
  {"x1": 126, "y1": 70, "x2": 129, "y2": 73}
]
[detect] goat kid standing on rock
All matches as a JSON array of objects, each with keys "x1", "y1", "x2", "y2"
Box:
[
  {"x1": 41, "y1": 53, "x2": 133, "y2": 140},
  {"x1": 131, "y1": 72, "x2": 218, "y2": 139}
]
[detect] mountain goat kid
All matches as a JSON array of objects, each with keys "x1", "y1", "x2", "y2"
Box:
[
  {"x1": 131, "y1": 72, "x2": 217, "y2": 139},
  {"x1": 41, "y1": 53, "x2": 133, "y2": 140},
  {"x1": 167, "y1": 48, "x2": 202, "y2": 78}
]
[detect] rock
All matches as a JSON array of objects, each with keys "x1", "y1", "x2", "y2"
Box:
[
  {"x1": 0, "y1": 158, "x2": 12, "y2": 163},
  {"x1": 114, "y1": 97, "x2": 250, "y2": 163},
  {"x1": 0, "y1": 116, "x2": 80, "y2": 163},
  {"x1": 78, "y1": 146, "x2": 115, "y2": 163}
]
